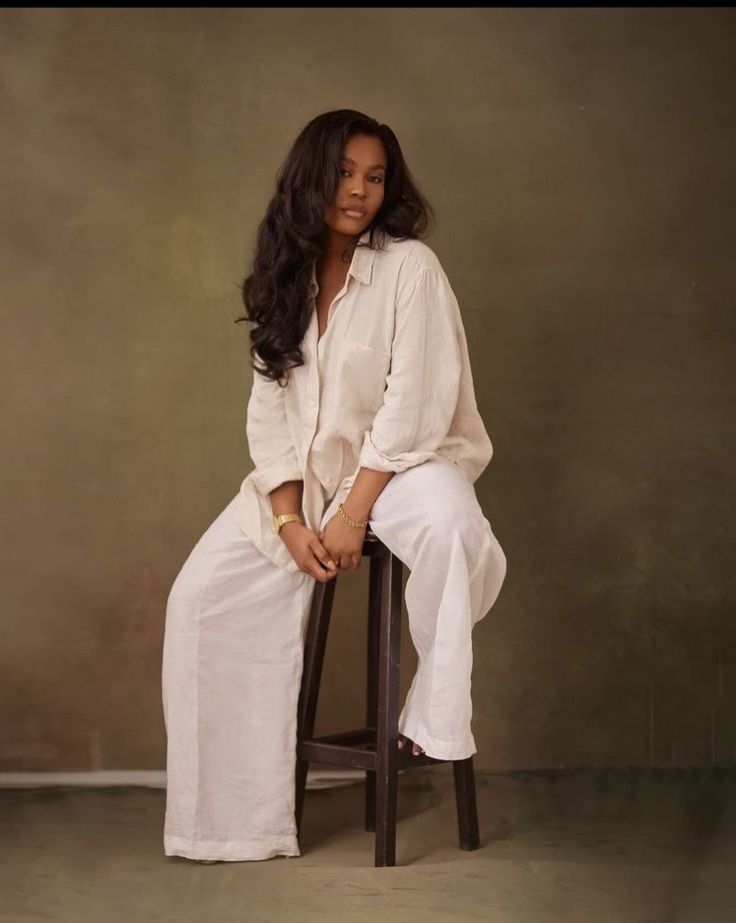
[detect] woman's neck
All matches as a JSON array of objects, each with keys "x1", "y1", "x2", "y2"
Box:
[{"x1": 319, "y1": 227, "x2": 357, "y2": 265}]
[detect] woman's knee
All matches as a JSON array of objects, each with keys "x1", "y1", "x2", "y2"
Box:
[
  {"x1": 418, "y1": 486, "x2": 489, "y2": 548},
  {"x1": 370, "y1": 457, "x2": 497, "y2": 564}
]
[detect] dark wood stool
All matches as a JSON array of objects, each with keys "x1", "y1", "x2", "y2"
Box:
[{"x1": 294, "y1": 526, "x2": 481, "y2": 867}]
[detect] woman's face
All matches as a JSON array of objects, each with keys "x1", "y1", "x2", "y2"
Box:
[{"x1": 324, "y1": 133, "x2": 387, "y2": 239}]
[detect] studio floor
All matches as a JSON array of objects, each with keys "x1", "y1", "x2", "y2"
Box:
[{"x1": 2, "y1": 766, "x2": 735, "y2": 923}]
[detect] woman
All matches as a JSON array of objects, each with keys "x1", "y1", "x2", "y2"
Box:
[{"x1": 161, "y1": 108, "x2": 507, "y2": 863}]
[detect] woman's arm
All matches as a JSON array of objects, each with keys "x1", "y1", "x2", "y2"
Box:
[
  {"x1": 342, "y1": 262, "x2": 463, "y2": 518},
  {"x1": 342, "y1": 468, "x2": 395, "y2": 522},
  {"x1": 245, "y1": 357, "x2": 303, "y2": 497},
  {"x1": 269, "y1": 479, "x2": 304, "y2": 519},
  {"x1": 321, "y1": 261, "x2": 462, "y2": 567}
]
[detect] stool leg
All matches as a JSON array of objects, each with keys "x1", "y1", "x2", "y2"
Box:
[
  {"x1": 453, "y1": 756, "x2": 481, "y2": 850},
  {"x1": 374, "y1": 551, "x2": 404, "y2": 867},
  {"x1": 295, "y1": 577, "x2": 337, "y2": 840},
  {"x1": 364, "y1": 554, "x2": 381, "y2": 833}
]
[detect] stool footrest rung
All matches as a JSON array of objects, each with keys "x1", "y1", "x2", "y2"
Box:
[
  {"x1": 310, "y1": 727, "x2": 373, "y2": 747},
  {"x1": 299, "y1": 739, "x2": 377, "y2": 771},
  {"x1": 298, "y1": 730, "x2": 449, "y2": 771}
]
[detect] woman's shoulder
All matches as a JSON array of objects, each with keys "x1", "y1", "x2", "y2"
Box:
[{"x1": 379, "y1": 234, "x2": 445, "y2": 280}]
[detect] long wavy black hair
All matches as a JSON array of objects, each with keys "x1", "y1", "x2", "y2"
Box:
[{"x1": 235, "y1": 109, "x2": 435, "y2": 385}]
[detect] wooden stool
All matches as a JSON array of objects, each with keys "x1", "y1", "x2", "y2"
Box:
[{"x1": 294, "y1": 526, "x2": 481, "y2": 867}]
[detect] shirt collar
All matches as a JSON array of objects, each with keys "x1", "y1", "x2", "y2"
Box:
[{"x1": 308, "y1": 229, "x2": 375, "y2": 296}]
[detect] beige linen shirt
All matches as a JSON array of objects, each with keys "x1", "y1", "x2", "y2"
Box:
[{"x1": 234, "y1": 229, "x2": 493, "y2": 573}]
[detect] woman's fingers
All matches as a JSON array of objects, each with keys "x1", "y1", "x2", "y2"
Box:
[
  {"x1": 311, "y1": 536, "x2": 336, "y2": 568},
  {"x1": 309, "y1": 561, "x2": 337, "y2": 582},
  {"x1": 281, "y1": 529, "x2": 335, "y2": 582},
  {"x1": 309, "y1": 539, "x2": 338, "y2": 581},
  {"x1": 301, "y1": 533, "x2": 363, "y2": 580}
]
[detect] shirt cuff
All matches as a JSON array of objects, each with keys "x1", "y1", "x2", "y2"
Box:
[
  {"x1": 248, "y1": 465, "x2": 303, "y2": 497},
  {"x1": 356, "y1": 429, "x2": 437, "y2": 474}
]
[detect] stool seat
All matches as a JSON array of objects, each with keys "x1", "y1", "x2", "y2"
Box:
[{"x1": 295, "y1": 528, "x2": 481, "y2": 866}]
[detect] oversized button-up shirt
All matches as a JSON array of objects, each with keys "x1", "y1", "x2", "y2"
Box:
[{"x1": 234, "y1": 229, "x2": 494, "y2": 573}]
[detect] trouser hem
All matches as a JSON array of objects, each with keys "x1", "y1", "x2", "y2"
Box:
[
  {"x1": 164, "y1": 834, "x2": 301, "y2": 862},
  {"x1": 399, "y1": 718, "x2": 477, "y2": 761}
]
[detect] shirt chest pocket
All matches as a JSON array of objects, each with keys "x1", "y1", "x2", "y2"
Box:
[{"x1": 327, "y1": 338, "x2": 390, "y2": 415}]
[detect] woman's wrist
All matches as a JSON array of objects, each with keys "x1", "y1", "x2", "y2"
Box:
[
  {"x1": 279, "y1": 519, "x2": 304, "y2": 539},
  {"x1": 339, "y1": 501, "x2": 369, "y2": 527},
  {"x1": 342, "y1": 467, "x2": 394, "y2": 523}
]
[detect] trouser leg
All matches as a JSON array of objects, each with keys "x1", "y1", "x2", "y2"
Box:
[
  {"x1": 324, "y1": 455, "x2": 507, "y2": 761},
  {"x1": 161, "y1": 494, "x2": 315, "y2": 862}
]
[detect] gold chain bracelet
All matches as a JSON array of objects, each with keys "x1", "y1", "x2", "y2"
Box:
[{"x1": 338, "y1": 503, "x2": 368, "y2": 528}]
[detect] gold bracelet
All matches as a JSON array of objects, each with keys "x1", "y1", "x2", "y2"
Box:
[{"x1": 338, "y1": 503, "x2": 368, "y2": 528}]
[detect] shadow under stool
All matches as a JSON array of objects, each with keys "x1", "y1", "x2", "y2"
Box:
[{"x1": 294, "y1": 525, "x2": 481, "y2": 867}]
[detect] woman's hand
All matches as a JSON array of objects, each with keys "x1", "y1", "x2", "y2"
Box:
[
  {"x1": 319, "y1": 511, "x2": 367, "y2": 571},
  {"x1": 279, "y1": 522, "x2": 339, "y2": 582}
]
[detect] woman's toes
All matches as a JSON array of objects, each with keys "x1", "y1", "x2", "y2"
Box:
[{"x1": 397, "y1": 733, "x2": 424, "y2": 755}]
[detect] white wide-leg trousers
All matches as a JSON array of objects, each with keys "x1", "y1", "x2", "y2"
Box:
[{"x1": 161, "y1": 455, "x2": 507, "y2": 862}]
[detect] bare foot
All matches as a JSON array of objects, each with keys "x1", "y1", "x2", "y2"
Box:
[{"x1": 397, "y1": 733, "x2": 424, "y2": 756}]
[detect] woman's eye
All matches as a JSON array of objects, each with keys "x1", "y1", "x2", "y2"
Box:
[{"x1": 339, "y1": 169, "x2": 383, "y2": 184}]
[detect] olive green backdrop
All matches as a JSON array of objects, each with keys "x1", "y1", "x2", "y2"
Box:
[{"x1": 1, "y1": 8, "x2": 734, "y2": 772}]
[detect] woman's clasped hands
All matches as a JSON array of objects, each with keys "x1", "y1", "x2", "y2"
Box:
[
  {"x1": 278, "y1": 521, "x2": 338, "y2": 582},
  {"x1": 279, "y1": 508, "x2": 366, "y2": 582}
]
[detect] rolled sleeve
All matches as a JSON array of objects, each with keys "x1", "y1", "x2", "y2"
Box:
[
  {"x1": 357, "y1": 265, "x2": 462, "y2": 474},
  {"x1": 245, "y1": 359, "x2": 303, "y2": 496}
]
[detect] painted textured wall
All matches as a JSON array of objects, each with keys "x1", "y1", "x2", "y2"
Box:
[{"x1": 1, "y1": 8, "x2": 734, "y2": 772}]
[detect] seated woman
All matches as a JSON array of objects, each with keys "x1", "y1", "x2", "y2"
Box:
[{"x1": 161, "y1": 108, "x2": 507, "y2": 864}]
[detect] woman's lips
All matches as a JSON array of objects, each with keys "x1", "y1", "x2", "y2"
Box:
[{"x1": 341, "y1": 208, "x2": 366, "y2": 218}]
